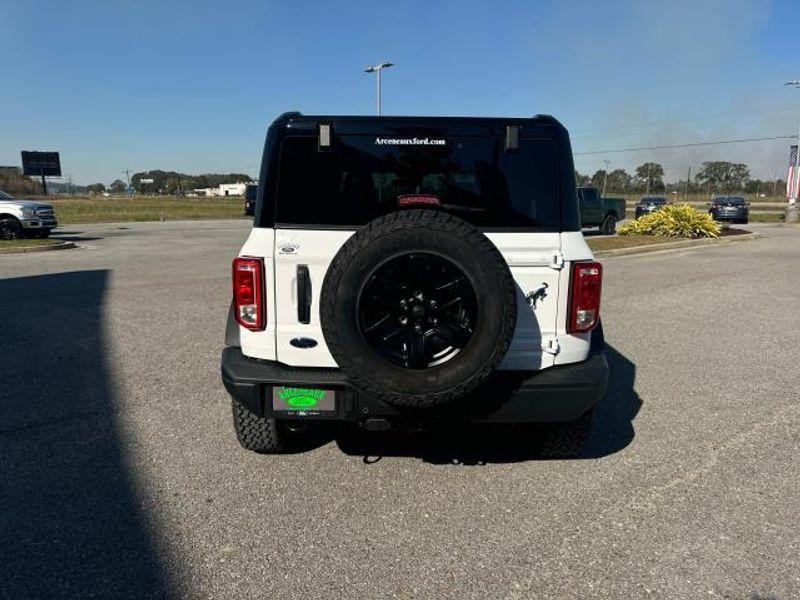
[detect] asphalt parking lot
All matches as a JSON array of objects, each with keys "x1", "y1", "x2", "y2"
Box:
[{"x1": 1, "y1": 220, "x2": 799, "y2": 599}]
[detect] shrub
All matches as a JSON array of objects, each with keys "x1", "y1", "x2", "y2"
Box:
[{"x1": 618, "y1": 203, "x2": 720, "y2": 238}]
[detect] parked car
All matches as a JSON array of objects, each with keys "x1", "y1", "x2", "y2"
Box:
[
  {"x1": 244, "y1": 183, "x2": 257, "y2": 216},
  {"x1": 709, "y1": 196, "x2": 749, "y2": 224},
  {"x1": 221, "y1": 112, "x2": 609, "y2": 457},
  {"x1": 0, "y1": 190, "x2": 58, "y2": 239},
  {"x1": 635, "y1": 196, "x2": 667, "y2": 219},
  {"x1": 577, "y1": 186, "x2": 625, "y2": 234}
]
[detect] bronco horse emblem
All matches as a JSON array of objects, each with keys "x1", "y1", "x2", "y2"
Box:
[{"x1": 526, "y1": 282, "x2": 549, "y2": 309}]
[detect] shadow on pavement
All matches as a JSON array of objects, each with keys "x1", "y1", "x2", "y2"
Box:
[
  {"x1": 51, "y1": 230, "x2": 104, "y2": 243},
  {"x1": 333, "y1": 343, "x2": 641, "y2": 465},
  {"x1": 0, "y1": 271, "x2": 171, "y2": 598},
  {"x1": 583, "y1": 344, "x2": 642, "y2": 458}
]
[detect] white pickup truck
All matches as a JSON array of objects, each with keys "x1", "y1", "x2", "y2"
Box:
[{"x1": 0, "y1": 190, "x2": 58, "y2": 239}]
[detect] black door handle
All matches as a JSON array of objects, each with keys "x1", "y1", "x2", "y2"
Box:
[{"x1": 297, "y1": 265, "x2": 311, "y2": 324}]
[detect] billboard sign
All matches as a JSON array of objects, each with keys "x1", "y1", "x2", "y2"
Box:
[{"x1": 21, "y1": 151, "x2": 61, "y2": 177}]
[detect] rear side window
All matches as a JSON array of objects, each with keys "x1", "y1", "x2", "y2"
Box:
[{"x1": 274, "y1": 135, "x2": 560, "y2": 228}]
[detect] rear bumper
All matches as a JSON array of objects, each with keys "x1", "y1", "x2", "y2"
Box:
[
  {"x1": 709, "y1": 210, "x2": 748, "y2": 222},
  {"x1": 220, "y1": 347, "x2": 609, "y2": 424}
]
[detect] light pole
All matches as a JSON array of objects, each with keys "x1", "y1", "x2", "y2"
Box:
[
  {"x1": 364, "y1": 62, "x2": 394, "y2": 116},
  {"x1": 602, "y1": 160, "x2": 610, "y2": 197},
  {"x1": 784, "y1": 80, "x2": 800, "y2": 222}
]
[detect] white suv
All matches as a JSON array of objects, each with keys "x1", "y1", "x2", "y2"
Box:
[
  {"x1": 221, "y1": 113, "x2": 608, "y2": 456},
  {"x1": 0, "y1": 190, "x2": 58, "y2": 239}
]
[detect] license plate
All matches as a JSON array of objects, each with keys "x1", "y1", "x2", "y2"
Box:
[{"x1": 271, "y1": 386, "x2": 336, "y2": 413}]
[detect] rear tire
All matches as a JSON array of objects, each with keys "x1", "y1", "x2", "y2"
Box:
[
  {"x1": 539, "y1": 409, "x2": 594, "y2": 458},
  {"x1": 231, "y1": 398, "x2": 283, "y2": 453},
  {"x1": 538, "y1": 323, "x2": 603, "y2": 457},
  {"x1": 599, "y1": 214, "x2": 617, "y2": 235},
  {"x1": 0, "y1": 217, "x2": 22, "y2": 240}
]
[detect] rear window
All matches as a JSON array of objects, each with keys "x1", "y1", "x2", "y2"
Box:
[
  {"x1": 715, "y1": 197, "x2": 745, "y2": 205},
  {"x1": 274, "y1": 135, "x2": 560, "y2": 228}
]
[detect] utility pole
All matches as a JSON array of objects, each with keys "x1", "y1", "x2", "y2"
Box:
[
  {"x1": 364, "y1": 62, "x2": 394, "y2": 116},
  {"x1": 684, "y1": 165, "x2": 691, "y2": 202},
  {"x1": 602, "y1": 160, "x2": 610, "y2": 196},
  {"x1": 783, "y1": 80, "x2": 800, "y2": 222},
  {"x1": 122, "y1": 169, "x2": 132, "y2": 187},
  {"x1": 646, "y1": 163, "x2": 652, "y2": 195}
]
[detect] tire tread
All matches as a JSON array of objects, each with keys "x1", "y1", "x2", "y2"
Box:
[
  {"x1": 231, "y1": 398, "x2": 283, "y2": 453},
  {"x1": 539, "y1": 409, "x2": 594, "y2": 458}
]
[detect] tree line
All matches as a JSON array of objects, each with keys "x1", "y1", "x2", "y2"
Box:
[
  {"x1": 82, "y1": 171, "x2": 254, "y2": 195},
  {"x1": 128, "y1": 170, "x2": 253, "y2": 195},
  {"x1": 1, "y1": 168, "x2": 254, "y2": 196},
  {"x1": 576, "y1": 161, "x2": 785, "y2": 196}
]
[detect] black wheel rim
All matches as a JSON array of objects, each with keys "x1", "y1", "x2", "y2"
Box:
[
  {"x1": 357, "y1": 252, "x2": 478, "y2": 370},
  {"x1": 0, "y1": 220, "x2": 20, "y2": 241}
]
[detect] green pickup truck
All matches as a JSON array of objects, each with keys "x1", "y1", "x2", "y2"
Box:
[{"x1": 578, "y1": 186, "x2": 626, "y2": 234}]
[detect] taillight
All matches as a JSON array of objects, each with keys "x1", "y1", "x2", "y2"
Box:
[
  {"x1": 232, "y1": 257, "x2": 265, "y2": 330},
  {"x1": 398, "y1": 194, "x2": 442, "y2": 207},
  {"x1": 568, "y1": 261, "x2": 603, "y2": 333}
]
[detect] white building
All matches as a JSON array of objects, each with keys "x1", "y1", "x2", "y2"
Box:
[
  {"x1": 219, "y1": 183, "x2": 248, "y2": 196},
  {"x1": 192, "y1": 182, "x2": 250, "y2": 197}
]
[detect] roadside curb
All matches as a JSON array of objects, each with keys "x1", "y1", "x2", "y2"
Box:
[
  {"x1": 0, "y1": 240, "x2": 76, "y2": 255},
  {"x1": 593, "y1": 232, "x2": 759, "y2": 258}
]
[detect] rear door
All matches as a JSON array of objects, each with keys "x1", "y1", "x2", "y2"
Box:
[
  {"x1": 484, "y1": 138, "x2": 563, "y2": 370},
  {"x1": 271, "y1": 132, "x2": 562, "y2": 371},
  {"x1": 271, "y1": 134, "x2": 357, "y2": 367}
]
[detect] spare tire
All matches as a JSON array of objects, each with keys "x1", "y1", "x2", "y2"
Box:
[{"x1": 320, "y1": 209, "x2": 517, "y2": 408}]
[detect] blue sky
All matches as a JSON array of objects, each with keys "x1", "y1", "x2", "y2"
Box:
[{"x1": 2, "y1": 0, "x2": 798, "y2": 184}]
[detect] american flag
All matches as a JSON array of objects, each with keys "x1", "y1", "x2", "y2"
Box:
[{"x1": 788, "y1": 145, "x2": 799, "y2": 200}]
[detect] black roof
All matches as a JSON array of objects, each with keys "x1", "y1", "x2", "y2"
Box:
[{"x1": 272, "y1": 112, "x2": 566, "y2": 137}]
